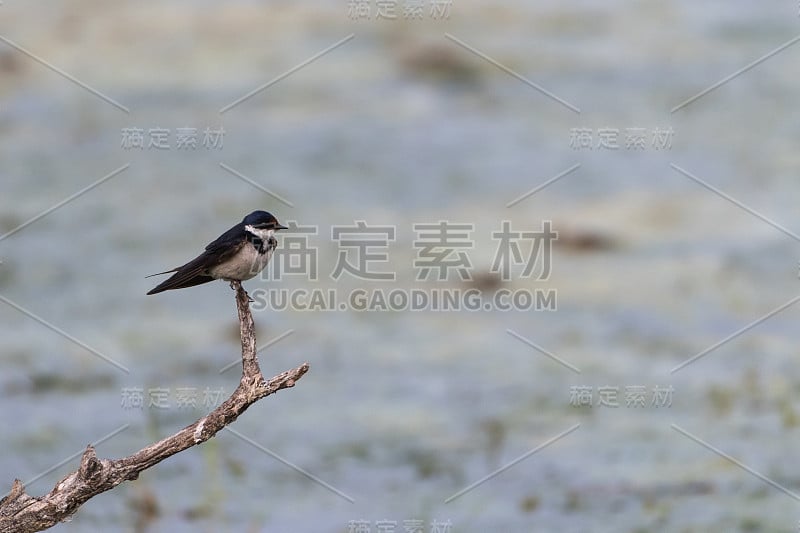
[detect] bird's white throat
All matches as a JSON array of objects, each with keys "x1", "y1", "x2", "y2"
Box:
[{"x1": 244, "y1": 225, "x2": 275, "y2": 241}]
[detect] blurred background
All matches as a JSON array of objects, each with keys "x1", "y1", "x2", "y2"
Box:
[{"x1": 1, "y1": 1, "x2": 799, "y2": 531}]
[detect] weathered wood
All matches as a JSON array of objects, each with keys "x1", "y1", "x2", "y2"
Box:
[{"x1": 0, "y1": 282, "x2": 309, "y2": 533}]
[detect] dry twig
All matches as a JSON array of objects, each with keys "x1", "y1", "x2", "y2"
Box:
[{"x1": 0, "y1": 282, "x2": 309, "y2": 533}]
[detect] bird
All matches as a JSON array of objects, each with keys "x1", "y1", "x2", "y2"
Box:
[{"x1": 147, "y1": 210, "x2": 287, "y2": 295}]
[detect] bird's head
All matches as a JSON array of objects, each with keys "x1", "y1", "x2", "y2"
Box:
[{"x1": 242, "y1": 211, "x2": 288, "y2": 232}]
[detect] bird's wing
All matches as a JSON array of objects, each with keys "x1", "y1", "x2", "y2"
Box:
[
  {"x1": 146, "y1": 222, "x2": 252, "y2": 295},
  {"x1": 204, "y1": 222, "x2": 246, "y2": 253},
  {"x1": 146, "y1": 222, "x2": 246, "y2": 279},
  {"x1": 145, "y1": 238, "x2": 248, "y2": 294},
  {"x1": 153, "y1": 239, "x2": 246, "y2": 282}
]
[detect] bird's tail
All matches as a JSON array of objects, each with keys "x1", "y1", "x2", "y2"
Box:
[
  {"x1": 147, "y1": 273, "x2": 215, "y2": 295},
  {"x1": 145, "y1": 268, "x2": 177, "y2": 279}
]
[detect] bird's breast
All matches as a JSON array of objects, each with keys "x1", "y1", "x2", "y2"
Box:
[{"x1": 209, "y1": 242, "x2": 274, "y2": 281}]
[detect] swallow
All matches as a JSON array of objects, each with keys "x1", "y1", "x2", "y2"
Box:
[{"x1": 147, "y1": 210, "x2": 287, "y2": 295}]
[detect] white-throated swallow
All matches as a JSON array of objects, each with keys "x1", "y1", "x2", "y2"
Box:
[{"x1": 147, "y1": 210, "x2": 287, "y2": 295}]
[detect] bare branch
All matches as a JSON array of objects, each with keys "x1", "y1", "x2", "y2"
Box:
[{"x1": 0, "y1": 281, "x2": 309, "y2": 533}]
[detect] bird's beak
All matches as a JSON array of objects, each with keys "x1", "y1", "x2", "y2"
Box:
[{"x1": 275, "y1": 223, "x2": 288, "y2": 231}]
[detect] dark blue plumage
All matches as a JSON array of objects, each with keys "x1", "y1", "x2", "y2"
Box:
[{"x1": 147, "y1": 211, "x2": 287, "y2": 295}]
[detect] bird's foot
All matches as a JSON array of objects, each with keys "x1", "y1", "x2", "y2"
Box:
[{"x1": 227, "y1": 280, "x2": 253, "y2": 302}]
